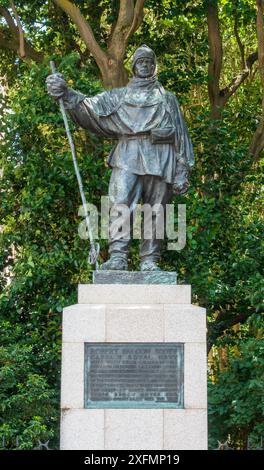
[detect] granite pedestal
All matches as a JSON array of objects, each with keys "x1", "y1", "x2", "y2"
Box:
[{"x1": 60, "y1": 282, "x2": 207, "y2": 450}]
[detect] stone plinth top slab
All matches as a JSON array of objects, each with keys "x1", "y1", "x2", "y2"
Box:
[{"x1": 78, "y1": 284, "x2": 191, "y2": 304}]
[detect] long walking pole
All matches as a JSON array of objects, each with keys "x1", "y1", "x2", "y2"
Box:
[{"x1": 50, "y1": 61, "x2": 100, "y2": 270}]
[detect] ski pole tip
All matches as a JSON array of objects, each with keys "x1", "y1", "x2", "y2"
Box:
[{"x1": 50, "y1": 60, "x2": 56, "y2": 74}]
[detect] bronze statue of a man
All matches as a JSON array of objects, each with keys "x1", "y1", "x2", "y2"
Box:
[{"x1": 46, "y1": 45, "x2": 194, "y2": 271}]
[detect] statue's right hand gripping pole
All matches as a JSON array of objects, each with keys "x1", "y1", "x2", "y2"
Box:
[{"x1": 50, "y1": 61, "x2": 100, "y2": 270}]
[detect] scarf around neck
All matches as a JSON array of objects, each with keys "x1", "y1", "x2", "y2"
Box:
[{"x1": 125, "y1": 74, "x2": 165, "y2": 106}]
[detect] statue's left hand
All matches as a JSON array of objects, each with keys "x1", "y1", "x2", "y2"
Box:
[{"x1": 172, "y1": 181, "x2": 189, "y2": 195}]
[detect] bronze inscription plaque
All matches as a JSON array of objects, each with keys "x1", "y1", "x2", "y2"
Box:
[{"x1": 84, "y1": 343, "x2": 184, "y2": 408}]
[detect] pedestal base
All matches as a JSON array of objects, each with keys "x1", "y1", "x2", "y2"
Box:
[
  {"x1": 60, "y1": 284, "x2": 207, "y2": 450},
  {"x1": 93, "y1": 270, "x2": 177, "y2": 284}
]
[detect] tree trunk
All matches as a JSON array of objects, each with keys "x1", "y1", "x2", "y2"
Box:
[
  {"x1": 249, "y1": 0, "x2": 264, "y2": 159},
  {"x1": 207, "y1": 0, "x2": 223, "y2": 119},
  {"x1": 101, "y1": 57, "x2": 129, "y2": 88},
  {"x1": 207, "y1": 1, "x2": 258, "y2": 120},
  {"x1": 53, "y1": 0, "x2": 145, "y2": 89}
]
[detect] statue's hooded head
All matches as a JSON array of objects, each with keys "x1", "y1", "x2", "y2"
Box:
[{"x1": 132, "y1": 44, "x2": 157, "y2": 78}]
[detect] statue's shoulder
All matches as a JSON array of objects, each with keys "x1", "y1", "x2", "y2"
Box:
[
  {"x1": 164, "y1": 90, "x2": 178, "y2": 102},
  {"x1": 92, "y1": 86, "x2": 126, "y2": 114},
  {"x1": 108, "y1": 86, "x2": 127, "y2": 97},
  {"x1": 103, "y1": 86, "x2": 126, "y2": 105},
  {"x1": 163, "y1": 90, "x2": 180, "y2": 110}
]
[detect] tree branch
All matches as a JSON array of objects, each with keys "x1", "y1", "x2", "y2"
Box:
[
  {"x1": 207, "y1": 1, "x2": 259, "y2": 118},
  {"x1": 0, "y1": 28, "x2": 43, "y2": 63},
  {"x1": 108, "y1": 0, "x2": 134, "y2": 58},
  {"x1": 9, "y1": 0, "x2": 25, "y2": 58},
  {"x1": 0, "y1": 5, "x2": 43, "y2": 63},
  {"x1": 246, "y1": 50, "x2": 259, "y2": 69},
  {"x1": 117, "y1": 0, "x2": 135, "y2": 28},
  {"x1": 52, "y1": 0, "x2": 107, "y2": 69},
  {"x1": 219, "y1": 50, "x2": 258, "y2": 104},
  {"x1": 124, "y1": 0, "x2": 145, "y2": 42},
  {"x1": 0, "y1": 5, "x2": 17, "y2": 34},
  {"x1": 108, "y1": 0, "x2": 145, "y2": 58},
  {"x1": 234, "y1": 12, "x2": 245, "y2": 69}
]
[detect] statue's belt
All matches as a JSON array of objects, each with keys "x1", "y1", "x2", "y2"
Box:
[
  {"x1": 118, "y1": 127, "x2": 176, "y2": 145},
  {"x1": 118, "y1": 133, "x2": 150, "y2": 140}
]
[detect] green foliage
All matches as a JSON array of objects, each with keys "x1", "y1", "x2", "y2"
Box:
[
  {"x1": 0, "y1": 54, "x2": 110, "y2": 448},
  {"x1": 0, "y1": 321, "x2": 58, "y2": 449},
  {"x1": 208, "y1": 315, "x2": 264, "y2": 450}
]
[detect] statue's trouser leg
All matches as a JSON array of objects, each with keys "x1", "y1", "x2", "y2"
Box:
[
  {"x1": 140, "y1": 175, "x2": 173, "y2": 263},
  {"x1": 108, "y1": 168, "x2": 143, "y2": 259}
]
